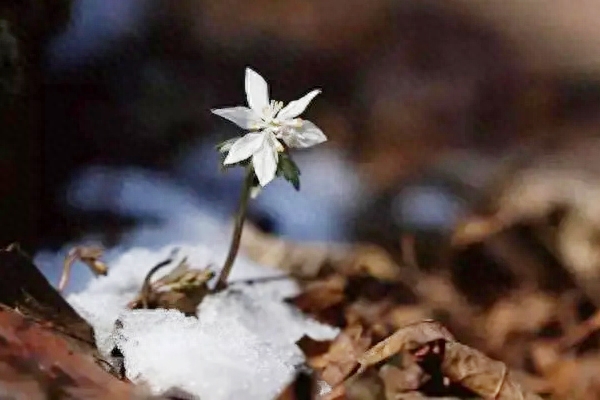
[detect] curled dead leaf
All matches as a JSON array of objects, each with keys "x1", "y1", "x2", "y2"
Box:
[
  {"x1": 357, "y1": 320, "x2": 454, "y2": 372},
  {"x1": 128, "y1": 254, "x2": 214, "y2": 316},
  {"x1": 59, "y1": 246, "x2": 109, "y2": 293},
  {"x1": 442, "y1": 341, "x2": 543, "y2": 400}
]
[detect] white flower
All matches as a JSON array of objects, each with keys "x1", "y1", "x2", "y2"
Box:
[{"x1": 212, "y1": 67, "x2": 327, "y2": 186}]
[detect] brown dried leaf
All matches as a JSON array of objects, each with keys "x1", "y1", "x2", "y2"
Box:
[
  {"x1": 319, "y1": 325, "x2": 373, "y2": 386},
  {"x1": 345, "y1": 371, "x2": 386, "y2": 400},
  {"x1": 452, "y1": 137, "x2": 600, "y2": 306},
  {"x1": 345, "y1": 244, "x2": 401, "y2": 281},
  {"x1": 290, "y1": 274, "x2": 347, "y2": 316},
  {"x1": 540, "y1": 354, "x2": 600, "y2": 400},
  {"x1": 0, "y1": 306, "x2": 148, "y2": 399},
  {"x1": 296, "y1": 336, "x2": 333, "y2": 369},
  {"x1": 379, "y1": 357, "x2": 428, "y2": 398},
  {"x1": 347, "y1": 301, "x2": 432, "y2": 338},
  {"x1": 59, "y1": 245, "x2": 109, "y2": 293},
  {"x1": 0, "y1": 249, "x2": 97, "y2": 356},
  {"x1": 128, "y1": 256, "x2": 214, "y2": 316},
  {"x1": 442, "y1": 341, "x2": 543, "y2": 400},
  {"x1": 357, "y1": 321, "x2": 454, "y2": 372},
  {"x1": 241, "y1": 223, "x2": 401, "y2": 281},
  {"x1": 484, "y1": 291, "x2": 557, "y2": 353}
]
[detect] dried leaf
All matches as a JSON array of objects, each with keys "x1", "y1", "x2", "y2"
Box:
[
  {"x1": 0, "y1": 306, "x2": 148, "y2": 399},
  {"x1": 318, "y1": 325, "x2": 373, "y2": 386},
  {"x1": 290, "y1": 274, "x2": 346, "y2": 317},
  {"x1": 296, "y1": 336, "x2": 333, "y2": 369},
  {"x1": 0, "y1": 249, "x2": 96, "y2": 355},
  {"x1": 241, "y1": 224, "x2": 401, "y2": 281},
  {"x1": 540, "y1": 354, "x2": 600, "y2": 400},
  {"x1": 451, "y1": 137, "x2": 600, "y2": 306},
  {"x1": 128, "y1": 255, "x2": 214, "y2": 316},
  {"x1": 442, "y1": 341, "x2": 543, "y2": 400},
  {"x1": 59, "y1": 246, "x2": 109, "y2": 293},
  {"x1": 484, "y1": 291, "x2": 557, "y2": 353},
  {"x1": 357, "y1": 321, "x2": 453, "y2": 371},
  {"x1": 379, "y1": 358, "x2": 428, "y2": 398}
]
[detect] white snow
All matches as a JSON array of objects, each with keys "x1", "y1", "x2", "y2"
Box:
[
  {"x1": 67, "y1": 245, "x2": 337, "y2": 400},
  {"x1": 35, "y1": 166, "x2": 339, "y2": 400}
]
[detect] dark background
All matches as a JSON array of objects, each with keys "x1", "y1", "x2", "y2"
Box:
[{"x1": 3, "y1": 0, "x2": 600, "y2": 253}]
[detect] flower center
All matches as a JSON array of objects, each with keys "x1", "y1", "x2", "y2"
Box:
[{"x1": 262, "y1": 100, "x2": 284, "y2": 122}]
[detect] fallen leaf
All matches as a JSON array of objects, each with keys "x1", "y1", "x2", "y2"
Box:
[
  {"x1": 357, "y1": 321, "x2": 453, "y2": 372},
  {"x1": 318, "y1": 325, "x2": 372, "y2": 387},
  {"x1": 290, "y1": 274, "x2": 347, "y2": 316},
  {"x1": 128, "y1": 254, "x2": 214, "y2": 316},
  {"x1": 0, "y1": 306, "x2": 149, "y2": 399},
  {"x1": 442, "y1": 341, "x2": 543, "y2": 400}
]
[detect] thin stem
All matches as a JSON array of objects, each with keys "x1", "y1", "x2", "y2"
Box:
[{"x1": 215, "y1": 167, "x2": 254, "y2": 291}]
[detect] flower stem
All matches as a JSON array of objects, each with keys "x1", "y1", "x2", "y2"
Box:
[{"x1": 215, "y1": 167, "x2": 254, "y2": 291}]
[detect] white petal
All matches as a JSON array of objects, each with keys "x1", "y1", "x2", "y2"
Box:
[
  {"x1": 277, "y1": 89, "x2": 321, "y2": 120},
  {"x1": 283, "y1": 120, "x2": 328, "y2": 148},
  {"x1": 223, "y1": 132, "x2": 265, "y2": 165},
  {"x1": 211, "y1": 107, "x2": 259, "y2": 129},
  {"x1": 245, "y1": 68, "x2": 270, "y2": 115},
  {"x1": 252, "y1": 136, "x2": 279, "y2": 186}
]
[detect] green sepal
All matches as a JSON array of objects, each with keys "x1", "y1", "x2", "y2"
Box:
[{"x1": 276, "y1": 152, "x2": 301, "y2": 190}]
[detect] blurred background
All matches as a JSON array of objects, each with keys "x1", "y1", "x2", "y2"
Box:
[
  {"x1": 8, "y1": 1, "x2": 600, "y2": 397},
  {"x1": 4, "y1": 0, "x2": 600, "y2": 264}
]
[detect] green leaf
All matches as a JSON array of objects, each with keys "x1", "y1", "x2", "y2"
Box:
[{"x1": 277, "y1": 153, "x2": 301, "y2": 190}]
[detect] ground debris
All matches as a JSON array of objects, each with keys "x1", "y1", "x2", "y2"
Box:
[
  {"x1": 452, "y1": 136, "x2": 600, "y2": 307},
  {"x1": 0, "y1": 248, "x2": 153, "y2": 399},
  {"x1": 312, "y1": 321, "x2": 542, "y2": 400},
  {"x1": 127, "y1": 250, "x2": 214, "y2": 316},
  {"x1": 0, "y1": 247, "x2": 95, "y2": 353},
  {"x1": 241, "y1": 223, "x2": 402, "y2": 281},
  {"x1": 0, "y1": 306, "x2": 154, "y2": 399},
  {"x1": 59, "y1": 245, "x2": 109, "y2": 293}
]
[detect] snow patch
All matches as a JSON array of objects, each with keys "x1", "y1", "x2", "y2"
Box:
[{"x1": 66, "y1": 244, "x2": 337, "y2": 400}]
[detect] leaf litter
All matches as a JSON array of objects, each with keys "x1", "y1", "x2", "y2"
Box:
[
  {"x1": 7, "y1": 137, "x2": 600, "y2": 399},
  {"x1": 265, "y1": 138, "x2": 600, "y2": 400}
]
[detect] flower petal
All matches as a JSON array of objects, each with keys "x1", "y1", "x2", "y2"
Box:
[
  {"x1": 277, "y1": 89, "x2": 321, "y2": 120},
  {"x1": 223, "y1": 132, "x2": 265, "y2": 165},
  {"x1": 252, "y1": 135, "x2": 279, "y2": 186},
  {"x1": 282, "y1": 120, "x2": 328, "y2": 148},
  {"x1": 245, "y1": 68, "x2": 270, "y2": 115},
  {"x1": 211, "y1": 107, "x2": 258, "y2": 129}
]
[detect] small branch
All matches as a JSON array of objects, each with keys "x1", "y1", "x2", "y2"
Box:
[{"x1": 215, "y1": 167, "x2": 254, "y2": 291}]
